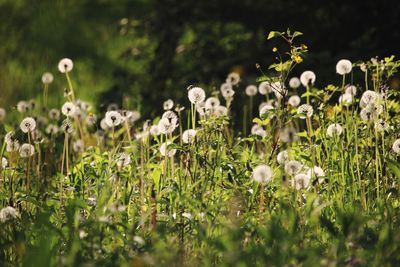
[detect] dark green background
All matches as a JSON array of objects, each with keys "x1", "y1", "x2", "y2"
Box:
[{"x1": 1, "y1": 0, "x2": 399, "y2": 117}]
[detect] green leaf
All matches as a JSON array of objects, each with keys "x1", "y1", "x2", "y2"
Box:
[
  {"x1": 267, "y1": 31, "x2": 281, "y2": 40},
  {"x1": 292, "y1": 31, "x2": 303, "y2": 38},
  {"x1": 386, "y1": 157, "x2": 400, "y2": 179}
]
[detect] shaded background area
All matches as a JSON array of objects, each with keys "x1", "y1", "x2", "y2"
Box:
[{"x1": 0, "y1": 0, "x2": 399, "y2": 118}]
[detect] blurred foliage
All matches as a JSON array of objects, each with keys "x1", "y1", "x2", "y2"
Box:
[{"x1": 0, "y1": 0, "x2": 399, "y2": 117}]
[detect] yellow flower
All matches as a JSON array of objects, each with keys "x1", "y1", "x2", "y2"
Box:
[
  {"x1": 292, "y1": 55, "x2": 303, "y2": 63},
  {"x1": 272, "y1": 47, "x2": 277, "y2": 52},
  {"x1": 301, "y1": 44, "x2": 308, "y2": 49}
]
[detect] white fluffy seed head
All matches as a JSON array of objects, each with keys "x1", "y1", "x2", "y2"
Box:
[
  {"x1": 0, "y1": 206, "x2": 19, "y2": 223},
  {"x1": 182, "y1": 129, "x2": 197, "y2": 144},
  {"x1": 326, "y1": 123, "x2": 343, "y2": 137},
  {"x1": 288, "y1": 95, "x2": 301, "y2": 107},
  {"x1": 58, "y1": 58, "x2": 74, "y2": 73},
  {"x1": 360, "y1": 90, "x2": 379, "y2": 108},
  {"x1": 251, "y1": 124, "x2": 266, "y2": 138},
  {"x1": 42, "y1": 72, "x2": 54, "y2": 84},
  {"x1": 158, "y1": 118, "x2": 177, "y2": 134},
  {"x1": 285, "y1": 160, "x2": 303, "y2": 176},
  {"x1": 17, "y1": 101, "x2": 29, "y2": 113},
  {"x1": 297, "y1": 104, "x2": 313, "y2": 119},
  {"x1": 73, "y1": 139, "x2": 84, "y2": 153},
  {"x1": 226, "y1": 72, "x2": 240, "y2": 85},
  {"x1": 245, "y1": 85, "x2": 258, "y2": 96},
  {"x1": 2, "y1": 157, "x2": 8, "y2": 169},
  {"x1": 277, "y1": 151, "x2": 289, "y2": 165},
  {"x1": 258, "y1": 81, "x2": 273, "y2": 95},
  {"x1": 62, "y1": 102, "x2": 76, "y2": 117},
  {"x1": 20, "y1": 117, "x2": 36, "y2": 133},
  {"x1": 289, "y1": 77, "x2": 301, "y2": 89},
  {"x1": 392, "y1": 139, "x2": 400, "y2": 154},
  {"x1": 205, "y1": 97, "x2": 220, "y2": 111},
  {"x1": 339, "y1": 93, "x2": 353, "y2": 105},
  {"x1": 336, "y1": 59, "x2": 352, "y2": 75},
  {"x1": 374, "y1": 119, "x2": 389, "y2": 132},
  {"x1": 116, "y1": 153, "x2": 131, "y2": 169},
  {"x1": 105, "y1": 111, "x2": 122, "y2": 127},
  {"x1": 188, "y1": 87, "x2": 206, "y2": 104},
  {"x1": 300, "y1": 71, "x2": 316, "y2": 87},
  {"x1": 19, "y1": 143, "x2": 35, "y2": 158},
  {"x1": 163, "y1": 99, "x2": 174, "y2": 110},
  {"x1": 159, "y1": 141, "x2": 176, "y2": 157},
  {"x1": 259, "y1": 104, "x2": 275, "y2": 118},
  {"x1": 252, "y1": 164, "x2": 273, "y2": 183},
  {"x1": 292, "y1": 173, "x2": 311, "y2": 190}
]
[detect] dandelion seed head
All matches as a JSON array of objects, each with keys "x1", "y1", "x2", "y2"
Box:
[
  {"x1": 375, "y1": 119, "x2": 389, "y2": 132},
  {"x1": 221, "y1": 87, "x2": 235, "y2": 100},
  {"x1": 182, "y1": 129, "x2": 197, "y2": 144},
  {"x1": 277, "y1": 151, "x2": 289, "y2": 165},
  {"x1": 20, "y1": 117, "x2": 36, "y2": 133},
  {"x1": 392, "y1": 139, "x2": 400, "y2": 154},
  {"x1": 259, "y1": 104, "x2": 275, "y2": 118},
  {"x1": 271, "y1": 82, "x2": 287, "y2": 99},
  {"x1": 336, "y1": 59, "x2": 352, "y2": 75},
  {"x1": 220, "y1": 83, "x2": 232, "y2": 94},
  {"x1": 150, "y1": 125, "x2": 160, "y2": 136},
  {"x1": 116, "y1": 153, "x2": 131, "y2": 169},
  {"x1": 46, "y1": 124, "x2": 59, "y2": 135},
  {"x1": 163, "y1": 99, "x2": 174, "y2": 110},
  {"x1": 360, "y1": 90, "x2": 379, "y2": 108},
  {"x1": 251, "y1": 124, "x2": 266, "y2": 138},
  {"x1": 105, "y1": 111, "x2": 122, "y2": 127},
  {"x1": 0, "y1": 207, "x2": 19, "y2": 223},
  {"x1": 17, "y1": 101, "x2": 29, "y2": 113},
  {"x1": 58, "y1": 58, "x2": 74, "y2": 73},
  {"x1": 289, "y1": 77, "x2": 301, "y2": 89},
  {"x1": 280, "y1": 127, "x2": 299, "y2": 143},
  {"x1": 300, "y1": 71, "x2": 316, "y2": 87},
  {"x1": 19, "y1": 143, "x2": 35, "y2": 158},
  {"x1": 214, "y1": 105, "x2": 228, "y2": 117},
  {"x1": 345, "y1": 85, "x2": 357, "y2": 95},
  {"x1": 62, "y1": 102, "x2": 76, "y2": 117},
  {"x1": 245, "y1": 85, "x2": 258, "y2": 96},
  {"x1": 73, "y1": 139, "x2": 84, "y2": 153},
  {"x1": 205, "y1": 97, "x2": 220, "y2": 111},
  {"x1": 252, "y1": 164, "x2": 273, "y2": 183},
  {"x1": 288, "y1": 95, "x2": 301, "y2": 107},
  {"x1": 159, "y1": 141, "x2": 176, "y2": 157},
  {"x1": 48, "y1": 109, "x2": 60, "y2": 120},
  {"x1": 258, "y1": 81, "x2": 273, "y2": 95},
  {"x1": 2, "y1": 157, "x2": 8, "y2": 169},
  {"x1": 61, "y1": 119, "x2": 74, "y2": 134},
  {"x1": 307, "y1": 166, "x2": 326, "y2": 180},
  {"x1": 327, "y1": 123, "x2": 343, "y2": 137},
  {"x1": 158, "y1": 118, "x2": 177, "y2": 134},
  {"x1": 41, "y1": 72, "x2": 54, "y2": 84},
  {"x1": 297, "y1": 104, "x2": 313, "y2": 119},
  {"x1": 188, "y1": 87, "x2": 206, "y2": 104},
  {"x1": 285, "y1": 160, "x2": 303, "y2": 176},
  {"x1": 226, "y1": 72, "x2": 240, "y2": 85},
  {"x1": 6, "y1": 140, "x2": 20, "y2": 152},
  {"x1": 339, "y1": 93, "x2": 353, "y2": 105},
  {"x1": 360, "y1": 63, "x2": 367, "y2": 72},
  {"x1": 292, "y1": 173, "x2": 311, "y2": 189}
]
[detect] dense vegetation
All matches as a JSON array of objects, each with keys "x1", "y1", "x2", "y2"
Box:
[{"x1": 0, "y1": 30, "x2": 400, "y2": 266}]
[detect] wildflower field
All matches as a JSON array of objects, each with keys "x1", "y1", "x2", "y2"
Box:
[{"x1": 1, "y1": 30, "x2": 400, "y2": 266}]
